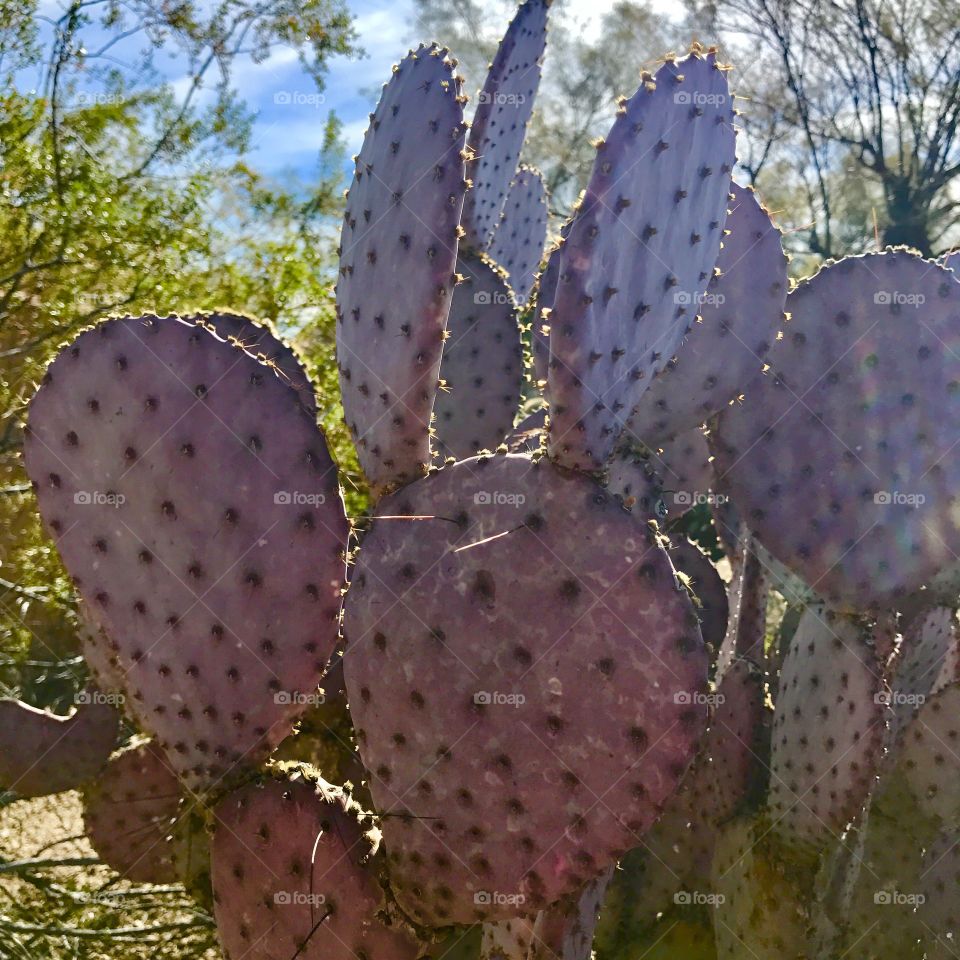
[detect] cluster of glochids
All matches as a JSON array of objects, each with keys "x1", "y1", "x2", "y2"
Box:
[{"x1": 7, "y1": 1, "x2": 960, "y2": 957}]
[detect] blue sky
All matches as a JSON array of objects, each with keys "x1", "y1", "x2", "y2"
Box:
[{"x1": 29, "y1": 0, "x2": 684, "y2": 181}]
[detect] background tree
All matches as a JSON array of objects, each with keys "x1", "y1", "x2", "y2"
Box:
[{"x1": 689, "y1": 0, "x2": 960, "y2": 257}]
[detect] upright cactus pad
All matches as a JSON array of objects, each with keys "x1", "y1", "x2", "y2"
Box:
[
  {"x1": 487, "y1": 166, "x2": 550, "y2": 305},
  {"x1": 461, "y1": 0, "x2": 550, "y2": 251},
  {"x1": 0, "y1": 695, "x2": 117, "y2": 797},
  {"x1": 433, "y1": 251, "x2": 523, "y2": 460},
  {"x1": 336, "y1": 44, "x2": 468, "y2": 494},
  {"x1": 546, "y1": 48, "x2": 735, "y2": 471},
  {"x1": 713, "y1": 251, "x2": 960, "y2": 611},
  {"x1": 83, "y1": 740, "x2": 186, "y2": 883},
  {"x1": 768, "y1": 606, "x2": 887, "y2": 848},
  {"x1": 212, "y1": 776, "x2": 419, "y2": 960},
  {"x1": 627, "y1": 182, "x2": 788, "y2": 442},
  {"x1": 342, "y1": 454, "x2": 709, "y2": 924},
  {"x1": 24, "y1": 315, "x2": 348, "y2": 791}
]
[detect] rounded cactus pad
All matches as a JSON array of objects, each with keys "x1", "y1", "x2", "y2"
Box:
[
  {"x1": 201, "y1": 311, "x2": 316, "y2": 415},
  {"x1": 896, "y1": 682, "x2": 960, "y2": 826},
  {"x1": 713, "y1": 250, "x2": 960, "y2": 611},
  {"x1": 336, "y1": 43, "x2": 468, "y2": 494},
  {"x1": 649, "y1": 427, "x2": 714, "y2": 519},
  {"x1": 342, "y1": 454, "x2": 709, "y2": 924},
  {"x1": 768, "y1": 606, "x2": 887, "y2": 848},
  {"x1": 487, "y1": 165, "x2": 550, "y2": 306},
  {"x1": 546, "y1": 48, "x2": 735, "y2": 472},
  {"x1": 0, "y1": 695, "x2": 117, "y2": 797},
  {"x1": 627, "y1": 182, "x2": 788, "y2": 442},
  {"x1": 433, "y1": 251, "x2": 523, "y2": 460},
  {"x1": 24, "y1": 315, "x2": 348, "y2": 791},
  {"x1": 83, "y1": 740, "x2": 185, "y2": 883},
  {"x1": 461, "y1": 0, "x2": 550, "y2": 251},
  {"x1": 212, "y1": 776, "x2": 418, "y2": 960}
]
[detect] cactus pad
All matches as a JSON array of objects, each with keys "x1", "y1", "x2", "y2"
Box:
[
  {"x1": 342, "y1": 453, "x2": 709, "y2": 924},
  {"x1": 627, "y1": 182, "x2": 788, "y2": 442},
  {"x1": 83, "y1": 740, "x2": 185, "y2": 883},
  {"x1": 650, "y1": 427, "x2": 714, "y2": 518},
  {"x1": 713, "y1": 250, "x2": 960, "y2": 611},
  {"x1": 461, "y1": 0, "x2": 550, "y2": 250},
  {"x1": 336, "y1": 44, "x2": 468, "y2": 493},
  {"x1": 482, "y1": 918, "x2": 535, "y2": 960},
  {"x1": 433, "y1": 251, "x2": 523, "y2": 460},
  {"x1": 768, "y1": 606, "x2": 887, "y2": 848},
  {"x1": 24, "y1": 315, "x2": 348, "y2": 790},
  {"x1": 546, "y1": 48, "x2": 735, "y2": 471},
  {"x1": 487, "y1": 165, "x2": 549, "y2": 305},
  {"x1": 0, "y1": 695, "x2": 117, "y2": 797},
  {"x1": 212, "y1": 776, "x2": 418, "y2": 960},
  {"x1": 529, "y1": 869, "x2": 613, "y2": 960}
]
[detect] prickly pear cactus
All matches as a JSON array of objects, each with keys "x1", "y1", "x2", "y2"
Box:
[
  {"x1": 83, "y1": 740, "x2": 187, "y2": 884},
  {"x1": 336, "y1": 44, "x2": 468, "y2": 493},
  {"x1": 627, "y1": 182, "x2": 788, "y2": 442},
  {"x1": 546, "y1": 47, "x2": 736, "y2": 471},
  {"x1": 433, "y1": 251, "x2": 523, "y2": 459},
  {"x1": 768, "y1": 605, "x2": 887, "y2": 849},
  {"x1": 713, "y1": 251, "x2": 960, "y2": 611},
  {"x1": 211, "y1": 774, "x2": 420, "y2": 960},
  {"x1": 0, "y1": 694, "x2": 118, "y2": 797},
  {"x1": 342, "y1": 454, "x2": 709, "y2": 924},
  {"x1": 461, "y1": 0, "x2": 550, "y2": 251},
  {"x1": 487, "y1": 165, "x2": 549, "y2": 305},
  {"x1": 24, "y1": 314, "x2": 348, "y2": 791}
]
